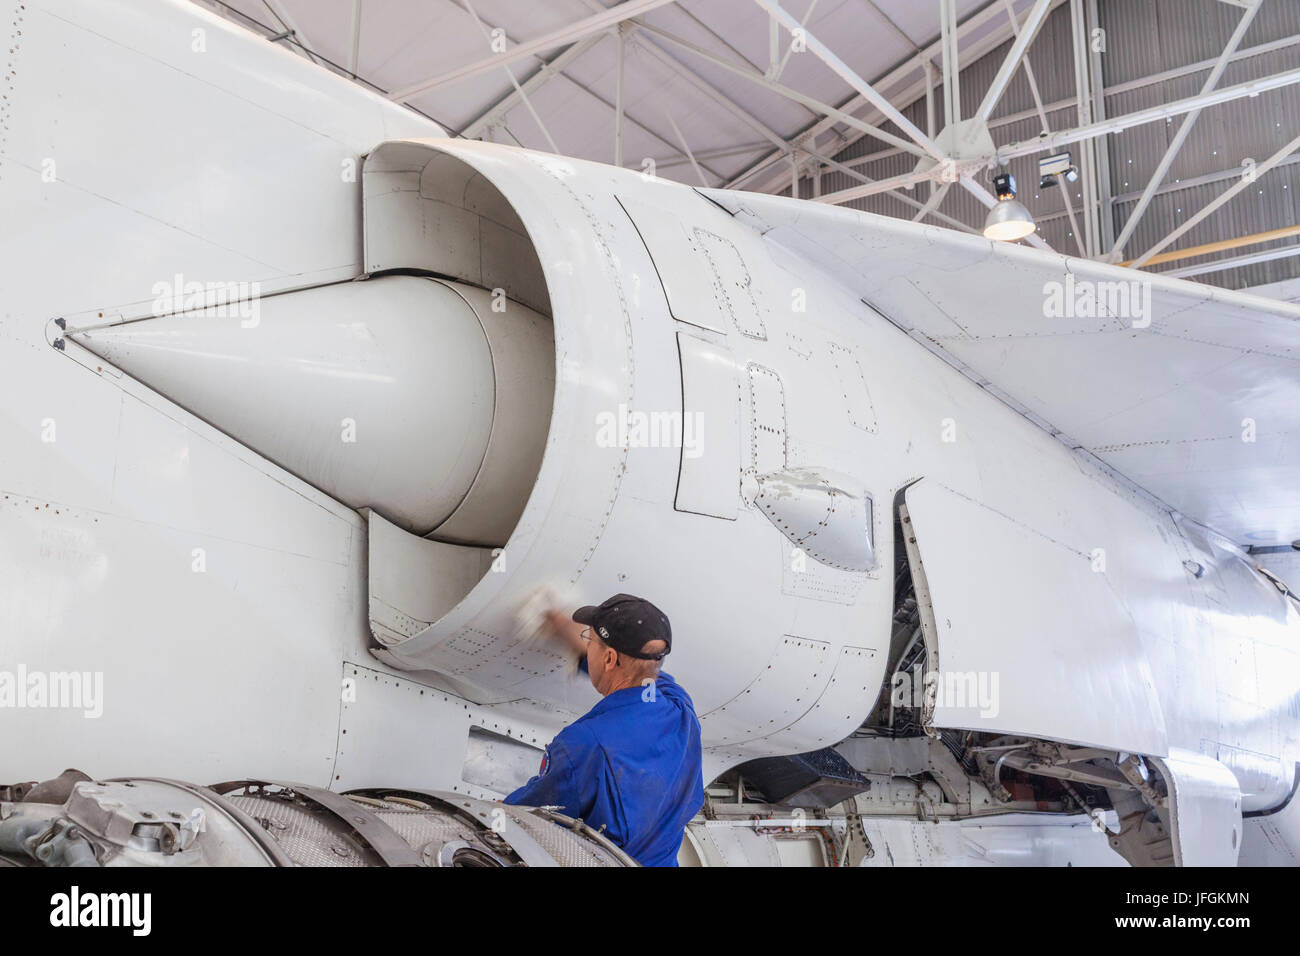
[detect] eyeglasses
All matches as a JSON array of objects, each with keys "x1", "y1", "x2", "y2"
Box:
[{"x1": 580, "y1": 628, "x2": 592, "y2": 643}]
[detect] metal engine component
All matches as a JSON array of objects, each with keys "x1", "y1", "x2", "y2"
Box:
[
  {"x1": 732, "y1": 749, "x2": 872, "y2": 809},
  {"x1": 0, "y1": 775, "x2": 635, "y2": 867},
  {"x1": 67, "y1": 275, "x2": 556, "y2": 545}
]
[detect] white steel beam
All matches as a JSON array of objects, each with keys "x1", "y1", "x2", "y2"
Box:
[
  {"x1": 772, "y1": 25, "x2": 1300, "y2": 182},
  {"x1": 347, "y1": 0, "x2": 362, "y2": 77},
  {"x1": 911, "y1": 182, "x2": 950, "y2": 222},
  {"x1": 1003, "y1": 0, "x2": 1049, "y2": 128},
  {"x1": 1165, "y1": 244, "x2": 1300, "y2": 279},
  {"x1": 995, "y1": 67, "x2": 1300, "y2": 160},
  {"x1": 754, "y1": 0, "x2": 946, "y2": 160},
  {"x1": 389, "y1": 0, "x2": 678, "y2": 101},
  {"x1": 634, "y1": 31, "x2": 852, "y2": 181},
  {"x1": 1111, "y1": 152, "x2": 1300, "y2": 202},
  {"x1": 633, "y1": 33, "x2": 789, "y2": 146},
  {"x1": 818, "y1": 66, "x2": 1300, "y2": 205},
  {"x1": 973, "y1": 0, "x2": 1053, "y2": 123},
  {"x1": 941, "y1": 0, "x2": 956, "y2": 128},
  {"x1": 811, "y1": 148, "x2": 976, "y2": 231},
  {"x1": 773, "y1": 0, "x2": 819, "y2": 83},
  {"x1": 1130, "y1": 129, "x2": 1300, "y2": 268},
  {"x1": 731, "y1": 0, "x2": 1070, "y2": 194},
  {"x1": 459, "y1": 23, "x2": 726, "y2": 181},
  {"x1": 951, "y1": 0, "x2": 961, "y2": 119},
  {"x1": 616, "y1": 26, "x2": 626, "y2": 167},
  {"x1": 1086, "y1": 0, "x2": 1114, "y2": 253},
  {"x1": 726, "y1": 135, "x2": 978, "y2": 232},
  {"x1": 1059, "y1": 168, "x2": 1089, "y2": 257},
  {"x1": 460, "y1": 33, "x2": 604, "y2": 139},
  {"x1": 673, "y1": 2, "x2": 777, "y2": 86},
  {"x1": 818, "y1": 164, "x2": 955, "y2": 203},
  {"x1": 924, "y1": 60, "x2": 936, "y2": 138},
  {"x1": 461, "y1": 0, "x2": 560, "y2": 153},
  {"x1": 1108, "y1": 0, "x2": 1263, "y2": 260},
  {"x1": 654, "y1": 143, "x2": 774, "y2": 167},
  {"x1": 630, "y1": 33, "x2": 961, "y2": 218},
  {"x1": 634, "y1": 21, "x2": 930, "y2": 158},
  {"x1": 1069, "y1": 0, "x2": 1096, "y2": 256},
  {"x1": 665, "y1": 111, "x2": 710, "y2": 187}
]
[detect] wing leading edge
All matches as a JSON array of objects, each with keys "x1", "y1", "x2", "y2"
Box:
[{"x1": 705, "y1": 189, "x2": 1300, "y2": 548}]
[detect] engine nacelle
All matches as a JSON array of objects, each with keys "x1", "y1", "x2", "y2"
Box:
[{"x1": 0, "y1": 771, "x2": 632, "y2": 867}]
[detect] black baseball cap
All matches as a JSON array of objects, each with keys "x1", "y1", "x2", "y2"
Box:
[{"x1": 573, "y1": 594, "x2": 672, "y2": 661}]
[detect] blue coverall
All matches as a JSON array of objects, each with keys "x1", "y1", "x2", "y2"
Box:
[{"x1": 504, "y1": 660, "x2": 705, "y2": 867}]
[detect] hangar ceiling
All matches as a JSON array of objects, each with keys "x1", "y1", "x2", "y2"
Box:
[{"x1": 194, "y1": 0, "x2": 1300, "y2": 291}]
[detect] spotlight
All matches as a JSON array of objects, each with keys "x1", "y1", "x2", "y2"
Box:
[{"x1": 983, "y1": 169, "x2": 1036, "y2": 241}]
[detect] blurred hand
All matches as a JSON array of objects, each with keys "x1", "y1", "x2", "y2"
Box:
[{"x1": 544, "y1": 608, "x2": 587, "y2": 658}]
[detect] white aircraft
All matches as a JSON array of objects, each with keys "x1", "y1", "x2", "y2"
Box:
[{"x1": 2, "y1": 0, "x2": 1298, "y2": 867}]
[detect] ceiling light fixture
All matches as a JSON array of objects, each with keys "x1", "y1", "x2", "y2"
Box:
[{"x1": 983, "y1": 170, "x2": 1037, "y2": 242}]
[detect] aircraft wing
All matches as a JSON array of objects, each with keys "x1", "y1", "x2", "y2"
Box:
[{"x1": 704, "y1": 189, "x2": 1300, "y2": 548}]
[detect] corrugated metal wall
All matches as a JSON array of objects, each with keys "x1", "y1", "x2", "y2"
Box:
[{"x1": 802, "y1": 0, "x2": 1300, "y2": 290}]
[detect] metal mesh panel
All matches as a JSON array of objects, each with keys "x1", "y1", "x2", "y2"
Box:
[
  {"x1": 370, "y1": 805, "x2": 482, "y2": 851},
  {"x1": 227, "y1": 794, "x2": 375, "y2": 867},
  {"x1": 508, "y1": 809, "x2": 625, "y2": 867},
  {"x1": 224, "y1": 789, "x2": 630, "y2": 866}
]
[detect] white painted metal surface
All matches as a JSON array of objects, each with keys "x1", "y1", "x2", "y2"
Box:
[
  {"x1": 1, "y1": 0, "x2": 436, "y2": 785},
  {"x1": 363, "y1": 145, "x2": 550, "y2": 316},
  {"x1": 4, "y1": 0, "x2": 1300, "y2": 868},
  {"x1": 754, "y1": 468, "x2": 875, "y2": 572},
  {"x1": 1240, "y1": 770, "x2": 1300, "y2": 866},
  {"x1": 423, "y1": 282, "x2": 556, "y2": 547},
  {"x1": 348, "y1": 139, "x2": 896, "y2": 762},
  {"x1": 675, "y1": 332, "x2": 742, "y2": 520},
  {"x1": 1150, "y1": 749, "x2": 1244, "y2": 866},
  {"x1": 68, "y1": 277, "x2": 498, "y2": 535},
  {"x1": 367, "y1": 510, "x2": 495, "y2": 646},
  {"x1": 904, "y1": 479, "x2": 1168, "y2": 754},
  {"x1": 704, "y1": 189, "x2": 1300, "y2": 548}
]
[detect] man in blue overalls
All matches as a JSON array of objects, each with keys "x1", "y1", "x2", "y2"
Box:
[{"x1": 504, "y1": 594, "x2": 705, "y2": 867}]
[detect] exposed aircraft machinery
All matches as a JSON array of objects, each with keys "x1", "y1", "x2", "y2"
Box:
[{"x1": 0, "y1": 772, "x2": 634, "y2": 867}]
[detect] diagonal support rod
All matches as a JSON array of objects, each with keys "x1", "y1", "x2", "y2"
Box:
[
  {"x1": 1108, "y1": 0, "x2": 1264, "y2": 260},
  {"x1": 753, "y1": 0, "x2": 946, "y2": 160},
  {"x1": 389, "y1": 0, "x2": 678, "y2": 101},
  {"x1": 972, "y1": 0, "x2": 1054, "y2": 124},
  {"x1": 1129, "y1": 129, "x2": 1300, "y2": 268},
  {"x1": 635, "y1": 20, "x2": 929, "y2": 158}
]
